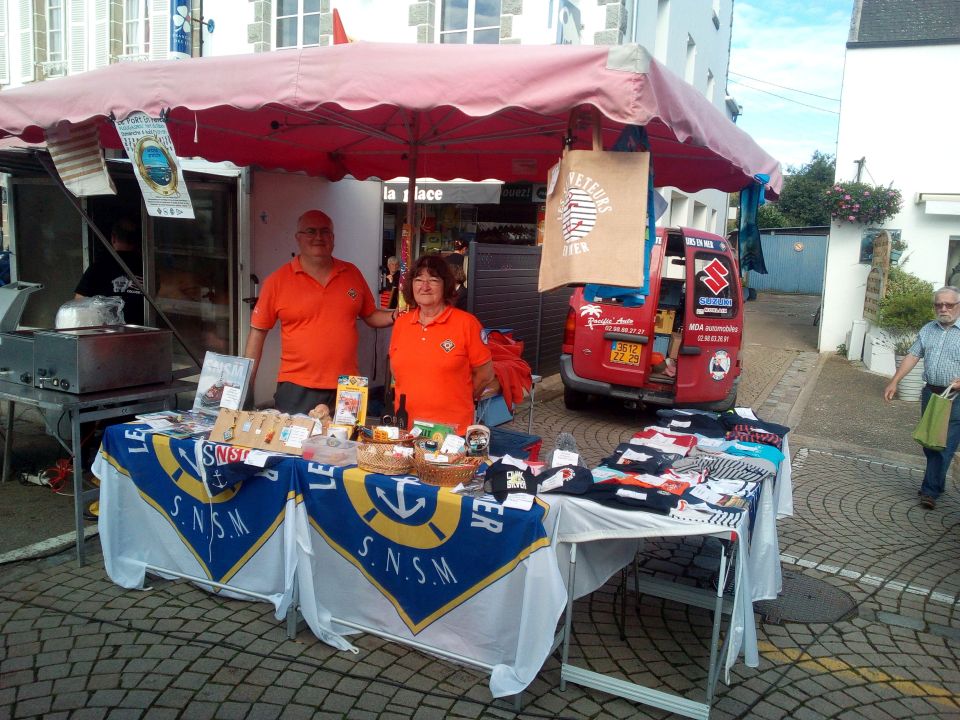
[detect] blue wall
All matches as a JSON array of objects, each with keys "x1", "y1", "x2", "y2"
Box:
[{"x1": 747, "y1": 232, "x2": 827, "y2": 295}]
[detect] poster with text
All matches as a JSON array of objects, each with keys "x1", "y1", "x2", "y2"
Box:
[{"x1": 116, "y1": 112, "x2": 195, "y2": 219}]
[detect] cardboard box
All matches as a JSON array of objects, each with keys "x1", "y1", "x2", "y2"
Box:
[
  {"x1": 668, "y1": 332, "x2": 682, "y2": 360},
  {"x1": 655, "y1": 309, "x2": 676, "y2": 334}
]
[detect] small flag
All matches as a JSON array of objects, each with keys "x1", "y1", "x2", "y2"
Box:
[{"x1": 332, "y1": 8, "x2": 350, "y2": 44}]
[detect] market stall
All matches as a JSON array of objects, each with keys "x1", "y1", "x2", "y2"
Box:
[{"x1": 93, "y1": 406, "x2": 791, "y2": 710}]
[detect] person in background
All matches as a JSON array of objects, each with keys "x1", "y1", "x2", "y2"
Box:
[
  {"x1": 883, "y1": 286, "x2": 960, "y2": 510},
  {"x1": 381, "y1": 255, "x2": 401, "y2": 309},
  {"x1": 389, "y1": 254, "x2": 494, "y2": 434},
  {"x1": 74, "y1": 218, "x2": 144, "y2": 325},
  {"x1": 245, "y1": 209, "x2": 396, "y2": 414},
  {"x1": 450, "y1": 262, "x2": 468, "y2": 310}
]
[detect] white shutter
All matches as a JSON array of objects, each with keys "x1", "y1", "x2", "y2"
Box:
[
  {"x1": 93, "y1": 0, "x2": 108, "y2": 66},
  {"x1": 149, "y1": 0, "x2": 167, "y2": 60},
  {"x1": 19, "y1": 0, "x2": 35, "y2": 82},
  {"x1": 69, "y1": 0, "x2": 87, "y2": 73},
  {"x1": 0, "y1": 0, "x2": 9, "y2": 84}
]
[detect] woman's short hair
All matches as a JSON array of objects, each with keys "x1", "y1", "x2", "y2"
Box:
[{"x1": 402, "y1": 254, "x2": 457, "y2": 307}]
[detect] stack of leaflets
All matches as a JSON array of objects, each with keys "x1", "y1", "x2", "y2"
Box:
[
  {"x1": 193, "y1": 352, "x2": 254, "y2": 416},
  {"x1": 135, "y1": 410, "x2": 216, "y2": 439}
]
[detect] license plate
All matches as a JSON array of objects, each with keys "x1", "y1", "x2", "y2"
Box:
[{"x1": 609, "y1": 341, "x2": 642, "y2": 366}]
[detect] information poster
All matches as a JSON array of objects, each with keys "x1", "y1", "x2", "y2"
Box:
[{"x1": 115, "y1": 112, "x2": 195, "y2": 219}]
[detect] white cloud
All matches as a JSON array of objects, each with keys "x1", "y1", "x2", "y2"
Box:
[{"x1": 730, "y1": 1, "x2": 851, "y2": 170}]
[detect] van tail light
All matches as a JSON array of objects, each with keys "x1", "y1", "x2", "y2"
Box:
[{"x1": 562, "y1": 308, "x2": 576, "y2": 352}]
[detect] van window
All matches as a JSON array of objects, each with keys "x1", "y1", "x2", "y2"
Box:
[{"x1": 692, "y1": 252, "x2": 737, "y2": 318}]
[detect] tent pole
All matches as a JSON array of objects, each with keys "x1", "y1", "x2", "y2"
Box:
[
  {"x1": 402, "y1": 112, "x2": 421, "y2": 294},
  {"x1": 35, "y1": 151, "x2": 202, "y2": 371}
]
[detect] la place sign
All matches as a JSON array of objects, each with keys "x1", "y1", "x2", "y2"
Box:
[{"x1": 382, "y1": 182, "x2": 502, "y2": 205}]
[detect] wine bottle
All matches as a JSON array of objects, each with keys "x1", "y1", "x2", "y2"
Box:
[{"x1": 396, "y1": 393, "x2": 408, "y2": 430}]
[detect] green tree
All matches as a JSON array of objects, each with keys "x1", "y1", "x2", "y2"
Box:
[
  {"x1": 756, "y1": 203, "x2": 790, "y2": 229},
  {"x1": 775, "y1": 151, "x2": 836, "y2": 226}
]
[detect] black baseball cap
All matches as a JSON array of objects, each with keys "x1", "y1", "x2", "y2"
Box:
[{"x1": 485, "y1": 459, "x2": 538, "y2": 502}]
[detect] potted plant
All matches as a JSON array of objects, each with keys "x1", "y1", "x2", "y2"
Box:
[
  {"x1": 877, "y1": 267, "x2": 934, "y2": 401},
  {"x1": 826, "y1": 181, "x2": 903, "y2": 225}
]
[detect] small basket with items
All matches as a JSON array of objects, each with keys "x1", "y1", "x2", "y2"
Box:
[{"x1": 356, "y1": 442, "x2": 415, "y2": 475}]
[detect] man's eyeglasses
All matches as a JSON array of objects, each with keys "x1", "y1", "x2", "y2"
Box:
[
  {"x1": 934, "y1": 301, "x2": 959, "y2": 309},
  {"x1": 297, "y1": 227, "x2": 334, "y2": 238}
]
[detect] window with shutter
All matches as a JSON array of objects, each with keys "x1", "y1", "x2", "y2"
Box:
[
  {"x1": 93, "y1": 0, "x2": 109, "y2": 66},
  {"x1": 0, "y1": 1, "x2": 9, "y2": 84},
  {"x1": 121, "y1": 0, "x2": 149, "y2": 60},
  {"x1": 69, "y1": 0, "x2": 87, "y2": 74},
  {"x1": 148, "y1": 0, "x2": 167, "y2": 60},
  {"x1": 20, "y1": 0, "x2": 35, "y2": 82}
]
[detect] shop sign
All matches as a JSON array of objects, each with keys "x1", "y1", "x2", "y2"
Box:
[
  {"x1": 382, "y1": 182, "x2": 501, "y2": 205},
  {"x1": 501, "y1": 183, "x2": 548, "y2": 204}
]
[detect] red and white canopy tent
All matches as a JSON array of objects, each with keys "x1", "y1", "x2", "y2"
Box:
[
  {"x1": 0, "y1": 41, "x2": 780, "y2": 360},
  {"x1": 0, "y1": 41, "x2": 780, "y2": 193}
]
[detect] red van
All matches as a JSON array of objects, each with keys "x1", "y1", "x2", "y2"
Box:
[{"x1": 560, "y1": 227, "x2": 743, "y2": 412}]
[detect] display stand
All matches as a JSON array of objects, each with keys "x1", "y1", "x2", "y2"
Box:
[
  {"x1": 559, "y1": 537, "x2": 735, "y2": 720},
  {"x1": 0, "y1": 379, "x2": 194, "y2": 565}
]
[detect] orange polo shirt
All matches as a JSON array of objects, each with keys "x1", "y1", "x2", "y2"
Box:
[
  {"x1": 251, "y1": 256, "x2": 375, "y2": 389},
  {"x1": 389, "y1": 306, "x2": 492, "y2": 435}
]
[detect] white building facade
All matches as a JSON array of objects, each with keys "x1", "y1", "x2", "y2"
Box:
[{"x1": 819, "y1": 0, "x2": 960, "y2": 364}]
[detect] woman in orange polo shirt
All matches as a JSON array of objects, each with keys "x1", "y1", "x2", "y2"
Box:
[{"x1": 389, "y1": 255, "x2": 495, "y2": 435}]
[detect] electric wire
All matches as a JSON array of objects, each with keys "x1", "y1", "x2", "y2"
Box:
[
  {"x1": 728, "y1": 78, "x2": 840, "y2": 114},
  {"x1": 0, "y1": 572, "x2": 579, "y2": 720},
  {"x1": 728, "y1": 71, "x2": 840, "y2": 102}
]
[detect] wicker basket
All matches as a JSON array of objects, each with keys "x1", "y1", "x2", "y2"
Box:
[
  {"x1": 356, "y1": 442, "x2": 414, "y2": 475},
  {"x1": 416, "y1": 460, "x2": 478, "y2": 487}
]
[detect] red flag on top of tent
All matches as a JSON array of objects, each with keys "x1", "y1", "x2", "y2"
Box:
[{"x1": 332, "y1": 9, "x2": 350, "y2": 44}]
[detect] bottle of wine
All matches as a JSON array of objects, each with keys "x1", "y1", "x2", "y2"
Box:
[{"x1": 396, "y1": 393, "x2": 408, "y2": 430}]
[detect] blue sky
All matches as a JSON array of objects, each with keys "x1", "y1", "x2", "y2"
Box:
[{"x1": 729, "y1": 0, "x2": 853, "y2": 173}]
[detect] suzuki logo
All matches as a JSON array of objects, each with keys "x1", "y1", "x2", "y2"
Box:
[{"x1": 702, "y1": 259, "x2": 730, "y2": 295}]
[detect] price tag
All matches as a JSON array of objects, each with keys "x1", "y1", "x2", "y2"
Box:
[{"x1": 551, "y1": 449, "x2": 579, "y2": 467}]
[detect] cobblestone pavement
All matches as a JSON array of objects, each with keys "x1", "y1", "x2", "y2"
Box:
[{"x1": 2, "y1": 293, "x2": 959, "y2": 719}]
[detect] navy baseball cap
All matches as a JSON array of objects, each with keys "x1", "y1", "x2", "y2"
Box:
[
  {"x1": 485, "y1": 460, "x2": 538, "y2": 503},
  {"x1": 537, "y1": 465, "x2": 594, "y2": 495}
]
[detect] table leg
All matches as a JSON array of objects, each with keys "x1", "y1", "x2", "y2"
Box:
[
  {"x1": 706, "y1": 540, "x2": 731, "y2": 702},
  {"x1": 559, "y1": 542, "x2": 578, "y2": 692},
  {"x1": 3, "y1": 400, "x2": 14, "y2": 483},
  {"x1": 72, "y1": 409, "x2": 85, "y2": 566}
]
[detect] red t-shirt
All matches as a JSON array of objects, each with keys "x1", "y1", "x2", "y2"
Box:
[
  {"x1": 251, "y1": 257, "x2": 375, "y2": 389},
  {"x1": 389, "y1": 306, "x2": 492, "y2": 434}
]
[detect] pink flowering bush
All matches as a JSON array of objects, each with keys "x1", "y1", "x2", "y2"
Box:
[{"x1": 825, "y1": 181, "x2": 903, "y2": 225}]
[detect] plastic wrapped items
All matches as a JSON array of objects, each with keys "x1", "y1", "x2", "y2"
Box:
[{"x1": 55, "y1": 296, "x2": 125, "y2": 329}]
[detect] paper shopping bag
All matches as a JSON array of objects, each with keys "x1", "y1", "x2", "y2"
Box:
[
  {"x1": 539, "y1": 149, "x2": 649, "y2": 292},
  {"x1": 913, "y1": 388, "x2": 954, "y2": 450}
]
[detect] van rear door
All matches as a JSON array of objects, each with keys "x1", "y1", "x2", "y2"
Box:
[{"x1": 673, "y1": 230, "x2": 743, "y2": 405}]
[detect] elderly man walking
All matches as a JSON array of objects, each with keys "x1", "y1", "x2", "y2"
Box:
[{"x1": 884, "y1": 286, "x2": 960, "y2": 509}]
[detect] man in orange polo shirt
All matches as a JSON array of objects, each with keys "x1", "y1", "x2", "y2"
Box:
[{"x1": 244, "y1": 209, "x2": 395, "y2": 414}]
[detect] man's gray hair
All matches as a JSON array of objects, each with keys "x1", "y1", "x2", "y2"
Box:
[{"x1": 934, "y1": 286, "x2": 960, "y2": 298}]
